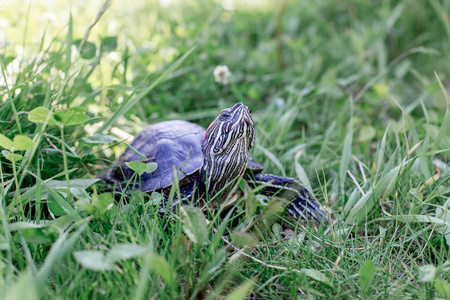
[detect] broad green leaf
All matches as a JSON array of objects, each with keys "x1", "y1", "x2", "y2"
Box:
[
  {"x1": 9, "y1": 222, "x2": 45, "y2": 231},
  {"x1": 225, "y1": 279, "x2": 255, "y2": 300},
  {"x1": 106, "y1": 244, "x2": 147, "y2": 262},
  {"x1": 7, "y1": 153, "x2": 24, "y2": 162},
  {"x1": 74, "y1": 40, "x2": 97, "y2": 59},
  {"x1": 148, "y1": 191, "x2": 163, "y2": 206},
  {"x1": 358, "y1": 126, "x2": 376, "y2": 142},
  {"x1": 74, "y1": 200, "x2": 96, "y2": 215},
  {"x1": 10, "y1": 223, "x2": 56, "y2": 244},
  {"x1": 125, "y1": 161, "x2": 148, "y2": 176},
  {"x1": 261, "y1": 198, "x2": 284, "y2": 219},
  {"x1": 49, "y1": 215, "x2": 74, "y2": 233},
  {"x1": 48, "y1": 194, "x2": 67, "y2": 216},
  {"x1": 28, "y1": 107, "x2": 58, "y2": 126},
  {"x1": 199, "y1": 249, "x2": 226, "y2": 282},
  {"x1": 101, "y1": 36, "x2": 118, "y2": 52},
  {"x1": 70, "y1": 187, "x2": 91, "y2": 202},
  {"x1": 6, "y1": 271, "x2": 38, "y2": 300},
  {"x1": 301, "y1": 268, "x2": 331, "y2": 285},
  {"x1": 42, "y1": 181, "x2": 79, "y2": 220},
  {"x1": 256, "y1": 194, "x2": 269, "y2": 206},
  {"x1": 13, "y1": 135, "x2": 35, "y2": 151},
  {"x1": 73, "y1": 250, "x2": 114, "y2": 271},
  {"x1": 359, "y1": 260, "x2": 375, "y2": 293},
  {"x1": 145, "y1": 162, "x2": 158, "y2": 173},
  {"x1": 148, "y1": 253, "x2": 176, "y2": 287},
  {"x1": 0, "y1": 55, "x2": 16, "y2": 66},
  {"x1": 130, "y1": 190, "x2": 148, "y2": 205},
  {"x1": 18, "y1": 228, "x2": 57, "y2": 244},
  {"x1": 372, "y1": 83, "x2": 390, "y2": 97},
  {"x1": 180, "y1": 206, "x2": 209, "y2": 245},
  {"x1": 0, "y1": 133, "x2": 13, "y2": 150},
  {"x1": 3, "y1": 150, "x2": 24, "y2": 162},
  {"x1": 418, "y1": 264, "x2": 436, "y2": 282},
  {"x1": 272, "y1": 223, "x2": 283, "y2": 238},
  {"x1": 54, "y1": 107, "x2": 89, "y2": 126},
  {"x1": 92, "y1": 193, "x2": 114, "y2": 218},
  {"x1": 96, "y1": 193, "x2": 114, "y2": 211},
  {"x1": 435, "y1": 279, "x2": 450, "y2": 299},
  {"x1": 231, "y1": 231, "x2": 258, "y2": 247}
]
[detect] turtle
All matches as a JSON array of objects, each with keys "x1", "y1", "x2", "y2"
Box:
[{"x1": 102, "y1": 102, "x2": 326, "y2": 223}]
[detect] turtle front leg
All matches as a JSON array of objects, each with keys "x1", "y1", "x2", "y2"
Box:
[{"x1": 248, "y1": 174, "x2": 327, "y2": 223}]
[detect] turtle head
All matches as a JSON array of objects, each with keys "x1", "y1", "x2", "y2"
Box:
[{"x1": 201, "y1": 102, "x2": 255, "y2": 196}]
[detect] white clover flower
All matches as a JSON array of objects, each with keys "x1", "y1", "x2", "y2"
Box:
[{"x1": 213, "y1": 65, "x2": 231, "y2": 85}]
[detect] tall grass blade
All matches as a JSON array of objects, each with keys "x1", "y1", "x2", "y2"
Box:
[
  {"x1": 339, "y1": 100, "x2": 353, "y2": 194},
  {"x1": 96, "y1": 46, "x2": 197, "y2": 133}
]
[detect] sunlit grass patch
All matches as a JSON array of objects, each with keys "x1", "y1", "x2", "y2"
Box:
[{"x1": 1, "y1": 0, "x2": 449, "y2": 298}]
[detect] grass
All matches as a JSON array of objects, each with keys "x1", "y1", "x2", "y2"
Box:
[{"x1": 1, "y1": 0, "x2": 450, "y2": 298}]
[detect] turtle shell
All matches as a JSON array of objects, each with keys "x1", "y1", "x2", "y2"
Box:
[{"x1": 105, "y1": 119, "x2": 263, "y2": 192}]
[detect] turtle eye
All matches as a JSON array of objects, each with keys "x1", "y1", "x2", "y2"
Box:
[{"x1": 220, "y1": 112, "x2": 230, "y2": 120}]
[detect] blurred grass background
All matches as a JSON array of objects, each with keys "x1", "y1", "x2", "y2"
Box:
[{"x1": 1, "y1": 0, "x2": 450, "y2": 298}]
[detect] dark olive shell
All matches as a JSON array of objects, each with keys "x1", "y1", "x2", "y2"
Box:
[{"x1": 104, "y1": 120, "x2": 263, "y2": 192}]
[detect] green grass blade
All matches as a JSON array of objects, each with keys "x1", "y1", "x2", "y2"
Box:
[
  {"x1": 256, "y1": 144, "x2": 286, "y2": 177},
  {"x1": 36, "y1": 222, "x2": 89, "y2": 286},
  {"x1": 375, "y1": 124, "x2": 389, "y2": 178},
  {"x1": 96, "y1": 46, "x2": 197, "y2": 134},
  {"x1": 339, "y1": 100, "x2": 353, "y2": 194},
  {"x1": 345, "y1": 162, "x2": 403, "y2": 225}
]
